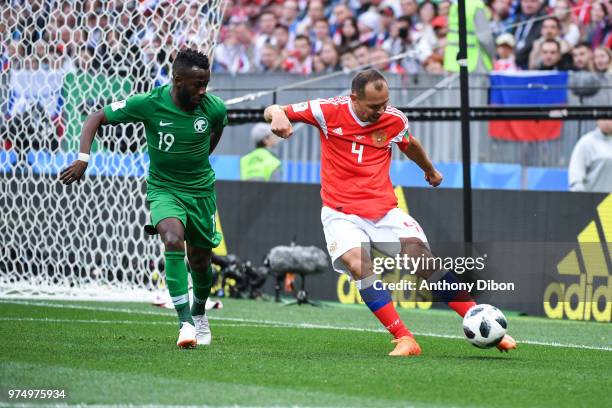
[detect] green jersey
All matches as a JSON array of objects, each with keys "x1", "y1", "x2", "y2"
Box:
[{"x1": 103, "y1": 84, "x2": 228, "y2": 196}]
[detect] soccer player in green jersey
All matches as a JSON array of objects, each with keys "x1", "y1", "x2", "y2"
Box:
[{"x1": 60, "y1": 49, "x2": 227, "y2": 349}]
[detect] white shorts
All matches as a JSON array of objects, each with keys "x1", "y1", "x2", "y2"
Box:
[{"x1": 321, "y1": 206, "x2": 428, "y2": 273}]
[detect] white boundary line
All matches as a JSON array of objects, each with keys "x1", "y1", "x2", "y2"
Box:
[
  {"x1": 0, "y1": 404, "x2": 368, "y2": 408},
  {"x1": 1, "y1": 299, "x2": 610, "y2": 352}
]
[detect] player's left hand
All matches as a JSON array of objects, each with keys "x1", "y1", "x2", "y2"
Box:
[
  {"x1": 425, "y1": 169, "x2": 443, "y2": 187},
  {"x1": 59, "y1": 160, "x2": 88, "y2": 185}
]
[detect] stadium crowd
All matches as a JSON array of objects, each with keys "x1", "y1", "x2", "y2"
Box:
[
  {"x1": 1, "y1": 0, "x2": 611, "y2": 79},
  {"x1": 216, "y1": 0, "x2": 612, "y2": 74}
]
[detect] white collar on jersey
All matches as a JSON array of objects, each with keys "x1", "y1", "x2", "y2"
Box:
[{"x1": 348, "y1": 100, "x2": 371, "y2": 127}]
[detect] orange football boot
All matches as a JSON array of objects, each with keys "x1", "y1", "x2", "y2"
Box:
[{"x1": 389, "y1": 336, "x2": 422, "y2": 356}]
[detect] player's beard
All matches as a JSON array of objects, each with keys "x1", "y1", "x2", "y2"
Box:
[{"x1": 177, "y1": 86, "x2": 197, "y2": 110}]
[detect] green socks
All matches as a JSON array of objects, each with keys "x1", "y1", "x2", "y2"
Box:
[
  {"x1": 164, "y1": 251, "x2": 193, "y2": 325},
  {"x1": 191, "y1": 264, "x2": 213, "y2": 316}
]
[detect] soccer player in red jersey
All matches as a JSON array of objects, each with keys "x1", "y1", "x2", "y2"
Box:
[{"x1": 264, "y1": 69, "x2": 516, "y2": 356}]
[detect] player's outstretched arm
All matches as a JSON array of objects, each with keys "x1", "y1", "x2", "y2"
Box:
[
  {"x1": 264, "y1": 104, "x2": 293, "y2": 139},
  {"x1": 400, "y1": 135, "x2": 443, "y2": 187},
  {"x1": 59, "y1": 109, "x2": 108, "y2": 185}
]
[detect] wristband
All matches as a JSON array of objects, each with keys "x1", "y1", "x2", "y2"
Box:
[{"x1": 77, "y1": 153, "x2": 90, "y2": 163}]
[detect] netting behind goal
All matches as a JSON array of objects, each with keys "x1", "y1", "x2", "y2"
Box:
[{"x1": 0, "y1": 0, "x2": 227, "y2": 300}]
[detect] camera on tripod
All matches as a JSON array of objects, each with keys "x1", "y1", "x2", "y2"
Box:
[{"x1": 211, "y1": 253, "x2": 269, "y2": 299}]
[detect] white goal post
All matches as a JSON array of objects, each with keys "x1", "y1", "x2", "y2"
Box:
[{"x1": 0, "y1": 0, "x2": 228, "y2": 301}]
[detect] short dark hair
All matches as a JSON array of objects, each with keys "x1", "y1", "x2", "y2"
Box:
[
  {"x1": 294, "y1": 34, "x2": 311, "y2": 45},
  {"x1": 351, "y1": 69, "x2": 387, "y2": 98},
  {"x1": 173, "y1": 48, "x2": 210, "y2": 74},
  {"x1": 397, "y1": 15, "x2": 413, "y2": 28},
  {"x1": 543, "y1": 16, "x2": 561, "y2": 30},
  {"x1": 574, "y1": 41, "x2": 591, "y2": 50},
  {"x1": 542, "y1": 38, "x2": 561, "y2": 52},
  {"x1": 275, "y1": 23, "x2": 289, "y2": 32}
]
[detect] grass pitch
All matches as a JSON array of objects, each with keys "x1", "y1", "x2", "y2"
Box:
[{"x1": 0, "y1": 298, "x2": 610, "y2": 408}]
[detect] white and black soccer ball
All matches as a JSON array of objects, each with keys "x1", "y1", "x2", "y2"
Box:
[{"x1": 462, "y1": 304, "x2": 507, "y2": 348}]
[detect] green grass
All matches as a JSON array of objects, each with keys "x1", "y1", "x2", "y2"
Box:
[{"x1": 0, "y1": 298, "x2": 610, "y2": 407}]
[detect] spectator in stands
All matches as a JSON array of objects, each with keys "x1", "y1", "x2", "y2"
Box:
[
  {"x1": 593, "y1": 46, "x2": 612, "y2": 74},
  {"x1": 574, "y1": 0, "x2": 594, "y2": 27},
  {"x1": 423, "y1": 53, "x2": 445, "y2": 74},
  {"x1": 333, "y1": 3, "x2": 354, "y2": 27},
  {"x1": 340, "y1": 50, "x2": 359, "y2": 71},
  {"x1": 371, "y1": 47, "x2": 405, "y2": 74},
  {"x1": 584, "y1": 1, "x2": 607, "y2": 45},
  {"x1": 591, "y1": 0, "x2": 612, "y2": 48},
  {"x1": 336, "y1": 17, "x2": 361, "y2": 51},
  {"x1": 273, "y1": 24, "x2": 291, "y2": 59},
  {"x1": 400, "y1": 0, "x2": 419, "y2": 25},
  {"x1": 415, "y1": 0, "x2": 438, "y2": 53},
  {"x1": 257, "y1": 44, "x2": 282, "y2": 73},
  {"x1": 438, "y1": 0, "x2": 452, "y2": 17},
  {"x1": 240, "y1": 123, "x2": 282, "y2": 182},
  {"x1": 513, "y1": 0, "x2": 546, "y2": 69},
  {"x1": 553, "y1": 0, "x2": 581, "y2": 47},
  {"x1": 382, "y1": 16, "x2": 425, "y2": 73},
  {"x1": 494, "y1": 33, "x2": 519, "y2": 71},
  {"x1": 312, "y1": 19, "x2": 332, "y2": 53},
  {"x1": 319, "y1": 41, "x2": 341, "y2": 72},
  {"x1": 213, "y1": 22, "x2": 253, "y2": 74},
  {"x1": 74, "y1": 46, "x2": 95, "y2": 73},
  {"x1": 443, "y1": 0, "x2": 495, "y2": 72},
  {"x1": 357, "y1": 11, "x2": 383, "y2": 47},
  {"x1": 528, "y1": 17, "x2": 571, "y2": 70},
  {"x1": 296, "y1": 1, "x2": 326, "y2": 36},
  {"x1": 488, "y1": 0, "x2": 514, "y2": 37},
  {"x1": 281, "y1": 1, "x2": 300, "y2": 35},
  {"x1": 254, "y1": 11, "x2": 278, "y2": 69},
  {"x1": 535, "y1": 39, "x2": 572, "y2": 71},
  {"x1": 569, "y1": 120, "x2": 612, "y2": 192},
  {"x1": 353, "y1": 43, "x2": 371, "y2": 67},
  {"x1": 379, "y1": 6, "x2": 397, "y2": 39},
  {"x1": 312, "y1": 54, "x2": 326, "y2": 73},
  {"x1": 431, "y1": 16, "x2": 449, "y2": 56},
  {"x1": 571, "y1": 42, "x2": 593, "y2": 71},
  {"x1": 282, "y1": 34, "x2": 313, "y2": 75}
]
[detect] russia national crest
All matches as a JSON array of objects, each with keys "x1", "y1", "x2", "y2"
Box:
[{"x1": 371, "y1": 130, "x2": 387, "y2": 147}]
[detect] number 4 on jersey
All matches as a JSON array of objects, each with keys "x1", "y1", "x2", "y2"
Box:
[{"x1": 351, "y1": 141, "x2": 363, "y2": 163}]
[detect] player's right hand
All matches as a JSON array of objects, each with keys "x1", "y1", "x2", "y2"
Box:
[
  {"x1": 271, "y1": 113, "x2": 293, "y2": 139},
  {"x1": 59, "y1": 160, "x2": 88, "y2": 185}
]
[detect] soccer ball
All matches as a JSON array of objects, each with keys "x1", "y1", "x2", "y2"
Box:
[{"x1": 462, "y1": 304, "x2": 507, "y2": 348}]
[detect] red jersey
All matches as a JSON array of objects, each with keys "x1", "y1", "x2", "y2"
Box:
[{"x1": 286, "y1": 96, "x2": 411, "y2": 220}]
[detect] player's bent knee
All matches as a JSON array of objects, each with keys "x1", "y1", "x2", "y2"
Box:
[
  {"x1": 340, "y1": 248, "x2": 371, "y2": 280},
  {"x1": 400, "y1": 238, "x2": 436, "y2": 277},
  {"x1": 163, "y1": 234, "x2": 185, "y2": 252}
]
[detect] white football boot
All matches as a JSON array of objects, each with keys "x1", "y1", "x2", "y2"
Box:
[
  {"x1": 176, "y1": 321, "x2": 197, "y2": 349},
  {"x1": 193, "y1": 314, "x2": 212, "y2": 346}
]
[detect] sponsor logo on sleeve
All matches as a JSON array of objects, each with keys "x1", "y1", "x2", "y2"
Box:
[{"x1": 292, "y1": 102, "x2": 308, "y2": 112}]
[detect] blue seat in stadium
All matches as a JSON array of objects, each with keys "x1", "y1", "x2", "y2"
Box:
[
  {"x1": 390, "y1": 161, "x2": 463, "y2": 188},
  {"x1": 283, "y1": 160, "x2": 320, "y2": 183},
  {"x1": 527, "y1": 167, "x2": 568, "y2": 191},
  {"x1": 87, "y1": 152, "x2": 148, "y2": 177},
  {"x1": 28, "y1": 150, "x2": 77, "y2": 175},
  {"x1": 0, "y1": 150, "x2": 18, "y2": 173},
  {"x1": 210, "y1": 155, "x2": 241, "y2": 180},
  {"x1": 472, "y1": 163, "x2": 521, "y2": 190}
]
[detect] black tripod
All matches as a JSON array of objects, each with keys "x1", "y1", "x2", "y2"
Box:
[{"x1": 274, "y1": 271, "x2": 320, "y2": 307}]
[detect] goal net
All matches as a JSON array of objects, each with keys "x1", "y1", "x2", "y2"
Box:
[{"x1": 0, "y1": 0, "x2": 227, "y2": 300}]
